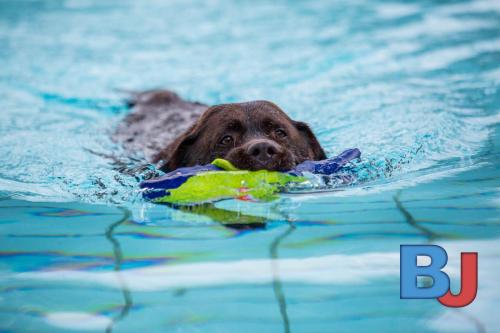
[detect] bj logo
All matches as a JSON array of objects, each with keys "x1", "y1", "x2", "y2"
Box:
[{"x1": 400, "y1": 245, "x2": 478, "y2": 307}]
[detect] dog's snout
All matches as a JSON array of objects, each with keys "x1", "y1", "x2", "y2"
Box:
[{"x1": 246, "y1": 140, "x2": 281, "y2": 163}]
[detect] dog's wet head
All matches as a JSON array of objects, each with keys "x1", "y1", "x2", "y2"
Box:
[{"x1": 154, "y1": 101, "x2": 326, "y2": 172}]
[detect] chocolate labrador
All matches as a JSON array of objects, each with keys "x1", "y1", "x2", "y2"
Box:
[{"x1": 114, "y1": 89, "x2": 326, "y2": 172}]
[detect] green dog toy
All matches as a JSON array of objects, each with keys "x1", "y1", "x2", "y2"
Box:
[{"x1": 140, "y1": 148, "x2": 361, "y2": 205}]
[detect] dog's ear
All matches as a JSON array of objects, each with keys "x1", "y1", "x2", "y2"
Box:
[
  {"x1": 294, "y1": 121, "x2": 327, "y2": 160},
  {"x1": 153, "y1": 124, "x2": 199, "y2": 172}
]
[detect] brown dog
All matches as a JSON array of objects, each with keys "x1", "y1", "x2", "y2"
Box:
[{"x1": 114, "y1": 90, "x2": 326, "y2": 172}]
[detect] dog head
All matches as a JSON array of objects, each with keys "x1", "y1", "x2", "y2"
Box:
[{"x1": 154, "y1": 101, "x2": 326, "y2": 172}]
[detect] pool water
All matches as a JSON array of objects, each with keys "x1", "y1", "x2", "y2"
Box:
[{"x1": 0, "y1": 0, "x2": 499, "y2": 332}]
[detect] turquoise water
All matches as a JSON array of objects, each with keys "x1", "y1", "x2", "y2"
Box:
[{"x1": 0, "y1": 0, "x2": 499, "y2": 332}]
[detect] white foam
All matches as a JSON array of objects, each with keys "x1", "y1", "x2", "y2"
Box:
[{"x1": 45, "y1": 312, "x2": 111, "y2": 331}]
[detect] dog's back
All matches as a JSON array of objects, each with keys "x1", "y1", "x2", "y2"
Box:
[{"x1": 113, "y1": 90, "x2": 207, "y2": 161}]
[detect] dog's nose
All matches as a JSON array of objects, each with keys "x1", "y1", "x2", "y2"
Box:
[{"x1": 246, "y1": 140, "x2": 280, "y2": 163}]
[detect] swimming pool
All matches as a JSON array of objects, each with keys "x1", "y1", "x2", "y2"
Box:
[{"x1": 0, "y1": 0, "x2": 499, "y2": 332}]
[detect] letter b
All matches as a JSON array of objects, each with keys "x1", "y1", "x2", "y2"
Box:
[{"x1": 400, "y1": 245, "x2": 450, "y2": 298}]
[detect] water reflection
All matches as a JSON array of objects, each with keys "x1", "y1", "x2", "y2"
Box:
[{"x1": 104, "y1": 207, "x2": 133, "y2": 333}]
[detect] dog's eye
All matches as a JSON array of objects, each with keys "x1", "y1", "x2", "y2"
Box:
[
  {"x1": 219, "y1": 135, "x2": 233, "y2": 145},
  {"x1": 275, "y1": 129, "x2": 287, "y2": 138}
]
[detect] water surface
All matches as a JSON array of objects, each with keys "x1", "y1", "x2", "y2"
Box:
[{"x1": 0, "y1": 0, "x2": 499, "y2": 332}]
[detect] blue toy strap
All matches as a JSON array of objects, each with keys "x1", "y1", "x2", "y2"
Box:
[{"x1": 291, "y1": 148, "x2": 361, "y2": 175}]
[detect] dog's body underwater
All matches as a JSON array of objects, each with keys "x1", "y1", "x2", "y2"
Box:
[{"x1": 114, "y1": 90, "x2": 326, "y2": 172}]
